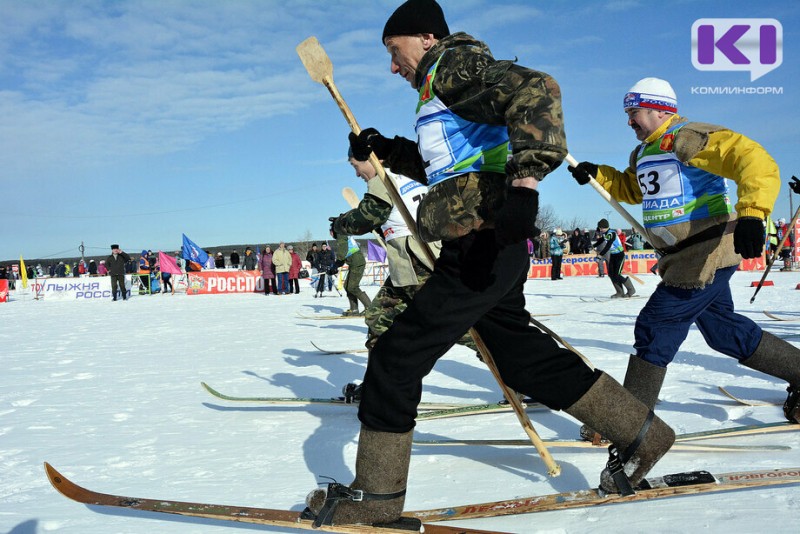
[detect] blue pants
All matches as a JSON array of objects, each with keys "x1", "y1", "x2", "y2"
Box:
[
  {"x1": 634, "y1": 265, "x2": 763, "y2": 367},
  {"x1": 277, "y1": 272, "x2": 288, "y2": 294}
]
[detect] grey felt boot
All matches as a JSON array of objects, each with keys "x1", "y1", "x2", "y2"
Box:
[
  {"x1": 306, "y1": 425, "x2": 412, "y2": 526},
  {"x1": 623, "y1": 277, "x2": 636, "y2": 298},
  {"x1": 610, "y1": 282, "x2": 625, "y2": 299},
  {"x1": 580, "y1": 355, "x2": 667, "y2": 441},
  {"x1": 741, "y1": 331, "x2": 800, "y2": 422},
  {"x1": 567, "y1": 372, "x2": 675, "y2": 493}
]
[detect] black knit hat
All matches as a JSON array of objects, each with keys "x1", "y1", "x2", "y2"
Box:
[
  {"x1": 382, "y1": 0, "x2": 450, "y2": 43},
  {"x1": 111, "y1": 244, "x2": 119, "y2": 250},
  {"x1": 597, "y1": 219, "x2": 609, "y2": 229}
]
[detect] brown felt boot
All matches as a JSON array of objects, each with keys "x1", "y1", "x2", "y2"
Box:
[
  {"x1": 567, "y1": 372, "x2": 675, "y2": 494},
  {"x1": 305, "y1": 425, "x2": 412, "y2": 526},
  {"x1": 580, "y1": 356, "x2": 667, "y2": 441},
  {"x1": 741, "y1": 332, "x2": 800, "y2": 422}
]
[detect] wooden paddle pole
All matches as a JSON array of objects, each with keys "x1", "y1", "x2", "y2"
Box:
[
  {"x1": 750, "y1": 203, "x2": 800, "y2": 303},
  {"x1": 565, "y1": 153, "x2": 645, "y2": 284},
  {"x1": 298, "y1": 36, "x2": 560, "y2": 476}
]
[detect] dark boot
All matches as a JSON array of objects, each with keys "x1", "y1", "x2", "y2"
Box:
[
  {"x1": 741, "y1": 331, "x2": 800, "y2": 422},
  {"x1": 610, "y1": 283, "x2": 625, "y2": 299},
  {"x1": 580, "y1": 356, "x2": 667, "y2": 441},
  {"x1": 342, "y1": 295, "x2": 360, "y2": 316},
  {"x1": 358, "y1": 292, "x2": 372, "y2": 312},
  {"x1": 567, "y1": 373, "x2": 674, "y2": 494},
  {"x1": 623, "y1": 277, "x2": 636, "y2": 298},
  {"x1": 306, "y1": 425, "x2": 412, "y2": 526}
]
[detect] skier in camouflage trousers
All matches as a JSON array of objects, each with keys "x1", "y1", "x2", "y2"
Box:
[
  {"x1": 569, "y1": 77, "x2": 800, "y2": 442},
  {"x1": 331, "y1": 230, "x2": 371, "y2": 316},
  {"x1": 306, "y1": 0, "x2": 675, "y2": 528}
]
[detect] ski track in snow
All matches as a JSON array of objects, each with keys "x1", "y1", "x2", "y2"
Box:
[{"x1": 1, "y1": 272, "x2": 800, "y2": 533}]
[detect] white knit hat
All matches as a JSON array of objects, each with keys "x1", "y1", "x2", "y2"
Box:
[{"x1": 623, "y1": 77, "x2": 677, "y2": 113}]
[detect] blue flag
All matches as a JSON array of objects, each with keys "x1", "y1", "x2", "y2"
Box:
[{"x1": 182, "y1": 234, "x2": 209, "y2": 271}]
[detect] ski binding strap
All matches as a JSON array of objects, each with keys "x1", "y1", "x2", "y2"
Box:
[
  {"x1": 606, "y1": 409, "x2": 655, "y2": 497},
  {"x1": 312, "y1": 482, "x2": 407, "y2": 527}
]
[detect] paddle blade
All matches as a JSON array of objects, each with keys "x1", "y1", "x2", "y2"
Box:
[
  {"x1": 342, "y1": 187, "x2": 360, "y2": 209},
  {"x1": 297, "y1": 36, "x2": 333, "y2": 84}
]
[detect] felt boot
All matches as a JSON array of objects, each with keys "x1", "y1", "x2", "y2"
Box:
[
  {"x1": 567, "y1": 373, "x2": 674, "y2": 494},
  {"x1": 610, "y1": 282, "x2": 625, "y2": 299},
  {"x1": 580, "y1": 356, "x2": 667, "y2": 441},
  {"x1": 623, "y1": 277, "x2": 636, "y2": 297},
  {"x1": 741, "y1": 331, "x2": 800, "y2": 422},
  {"x1": 305, "y1": 425, "x2": 412, "y2": 526}
]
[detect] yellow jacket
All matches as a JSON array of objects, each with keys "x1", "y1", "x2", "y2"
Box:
[{"x1": 594, "y1": 114, "x2": 780, "y2": 219}]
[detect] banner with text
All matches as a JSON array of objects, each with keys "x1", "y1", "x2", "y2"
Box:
[
  {"x1": 528, "y1": 250, "x2": 764, "y2": 279},
  {"x1": 32, "y1": 276, "x2": 133, "y2": 300},
  {"x1": 185, "y1": 271, "x2": 265, "y2": 295}
]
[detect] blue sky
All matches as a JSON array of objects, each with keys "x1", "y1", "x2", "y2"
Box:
[{"x1": 1, "y1": 0, "x2": 798, "y2": 261}]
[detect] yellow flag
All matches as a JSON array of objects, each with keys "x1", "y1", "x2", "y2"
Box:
[{"x1": 20, "y1": 255, "x2": 28, "y2": 289}]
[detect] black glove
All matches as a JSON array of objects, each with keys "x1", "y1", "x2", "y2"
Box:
[
  {"x1": 348, "y1": 128, "x2": 393, "y2": 161},
  {"x1": 327, "y1": 265, "x2": 339, "y2": 276},
  {"x1": 790, "y1": 176, "x2": 800, "y2": 195},
  {"x1": 567, "y1": 162, "x2": 598, "y2": 185},
  {"x1": 495, "y1": 187, "x2": 540, "y2": 247},
  {"x1": 733, "y1": 217, "x2": 765, "y2": 259},
  {"x1": 328, "y1": 216, "x2": 338, "y2": 239}
]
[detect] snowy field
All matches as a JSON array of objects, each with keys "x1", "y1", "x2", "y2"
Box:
[{"x1": 2, "y1": 270, "x2": 800, "y2": 534}]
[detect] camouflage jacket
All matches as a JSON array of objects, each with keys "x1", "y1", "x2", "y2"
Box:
[
  {"x1": 384, "y1": 32, "x2": 567, "y2": 183},
  {"x1": 334, "y1": 191, "x2": 392, "y2": 237},
  {"x1": 382, "y1": 33, "x2": 567, "y2": 242}
]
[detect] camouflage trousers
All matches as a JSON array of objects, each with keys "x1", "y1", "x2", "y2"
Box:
[
  {"x1": 364, "y1": 262, "x2": 476, "y2": 352},
  {"x1": 344, "y1": 259, "x2": 368, "y2": 301}
]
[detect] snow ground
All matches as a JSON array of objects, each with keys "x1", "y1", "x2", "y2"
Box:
[{"x1": 2, "y1": 271, "x2": 800, "y2": 534}]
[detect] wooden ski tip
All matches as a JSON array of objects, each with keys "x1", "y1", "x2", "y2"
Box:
[
  {"x1": 44, "y1": 462, "x2": 59, "y2": 484},
  {"x1": 43, "y1": 462, "x2": 71, "y2": 496},
  {"x1": 296, "y1": 36, "x2": 333, "y2": 84}
]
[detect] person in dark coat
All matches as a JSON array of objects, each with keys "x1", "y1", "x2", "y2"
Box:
[
  {"x1": 258, "y1": 246, "x2": 277, "y2": 295},
  {"x1": 242, "y1": 247, "x2": 258, "y2": 271},
  {"x1": 229, "y1": 250, "x2": 240, "y2": 269},
  {"x1": 105, "y1": 245, "x2": 131, "y2": 301}
]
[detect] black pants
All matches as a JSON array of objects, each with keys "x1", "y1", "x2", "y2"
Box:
[
  {"x1": 608, "y1": 251, "x2": 626, "y2": 286},
  {"x1": 264, "y1": 278, "x2": 278, "y2": 294},
  {"x1": 359, "y1": 230, "x2": 598, "y2": 433},
  {"x1": 315, "y1": 273, "x2": 327, "y2": 293},
  {"x1": 289, "y1": 278, "x2": 300, "y2": 293},
  {"x1": 110, "y1": 274, "x2": 127, "y2": 300},
  {"x1": 551, "y1": 255, "x2": 562, "y2": 279}
]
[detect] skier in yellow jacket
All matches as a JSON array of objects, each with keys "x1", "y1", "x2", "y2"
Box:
[{"x1": 569, "y1": 77, "x2": 800, "y2": 442}]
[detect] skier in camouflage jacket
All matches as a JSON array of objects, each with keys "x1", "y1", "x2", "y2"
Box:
[{"x1": 306, "y1": 0, "x2": 674, "y2": 527}]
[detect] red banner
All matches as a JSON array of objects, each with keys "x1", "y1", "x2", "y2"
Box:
[
  {"x1": 528, "y1": 250, "x2": 765, "y2": 279},
  {"x1": 185, "y1": 271, "x2": 264, "y2": 295},
  {"x1": 0, "y1": 279, "x2": 7, "y2": 303}
]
